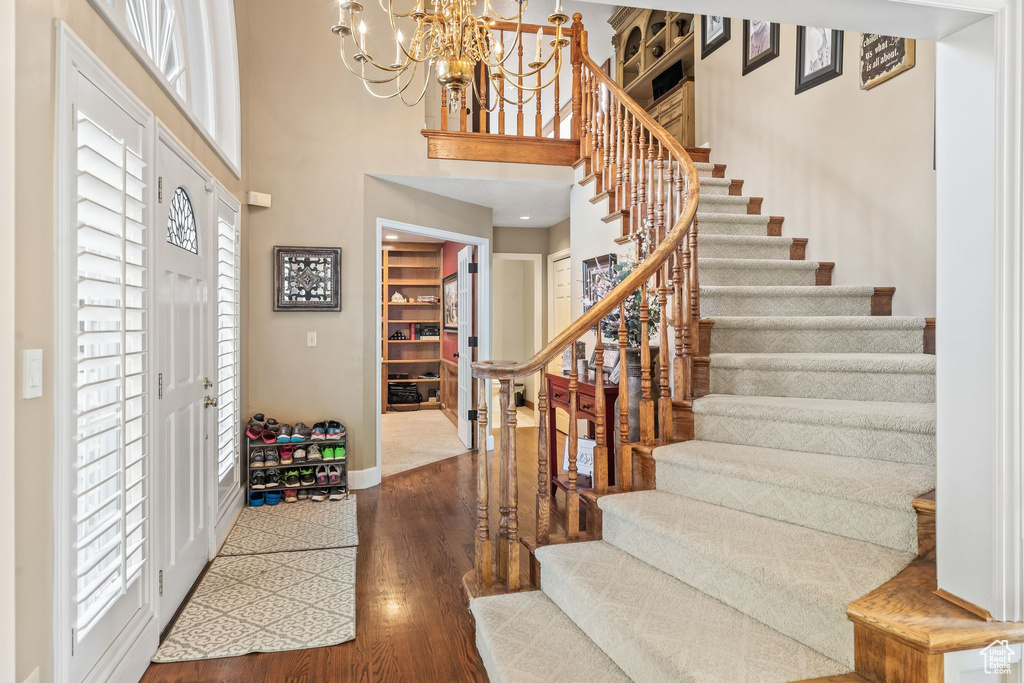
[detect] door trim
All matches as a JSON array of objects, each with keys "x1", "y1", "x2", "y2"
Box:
[
  {"x1": 373, "y1": 218, "x2": 493, "y2": 487},
  {"x1": 546, "y1": 248, "x2": 571, "y2": 348}
]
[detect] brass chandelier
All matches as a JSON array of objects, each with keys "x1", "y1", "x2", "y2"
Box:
[{"x1": 331, "y1": 0, "x2": 570, "y2": 111}]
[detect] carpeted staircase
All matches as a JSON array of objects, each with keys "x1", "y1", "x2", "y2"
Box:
[{"x1": 471, "y1": 156, "x2": 936, "y2": 682}]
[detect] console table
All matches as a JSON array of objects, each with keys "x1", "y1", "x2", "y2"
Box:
[{"x1": 545, "y1": 372, "x2": 619, "y2": 500}]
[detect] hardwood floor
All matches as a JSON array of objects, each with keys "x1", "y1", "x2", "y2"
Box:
[{"x1": 142, "y1": 427, "x2": 552, "y2": 682}]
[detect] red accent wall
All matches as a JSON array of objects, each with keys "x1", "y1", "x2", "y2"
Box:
[{"x1": 441, "y1": 241, "x2": 474, "y2": 361}]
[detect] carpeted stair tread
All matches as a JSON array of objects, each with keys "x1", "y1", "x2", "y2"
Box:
[
  {"x1": 710, "y1": 352, "x2": 935, "y2": 374},
  {"x1": 699, "y1": 195, "x2": 755, "y2": 214},
  {"x1": 535, "y1": 540, "x2": 850, "y2": 683},
  {"x1": 598, "y1": 490, "x2": 915, "y2": 665},
  {"x1": 695, "y1": 212, "x2": 772, "y2": 236},
  {"x1": 698, "y1": 234, "x2": 793, "y2": 260},
  {"x1": 708, "y1": 315, "x2": 927, "y2": 354},
  {"x1": 702, "y1": 286, "x2": 877, "y2": 316},
  {"x1": 652, "y1": 440, "x2": 932, "y2": 552},
  {"x1": 694, "y1": 394, "x2": 935, "y2": 434},
  {"x1": 699, "y1": 177, "x2": 733, "y2": 195},
  {"x1": 471, "y1": 591, "x2": 630, "y2": 683},
  {"x1": 653, "y1": 439, "x2": 934, "y2": 512},
  {"x1": 694, "y1": 162, "x2": 717, "y2": 177},
  {"x1": 700, "y1": 258, "x2": 819, "y2": 286},
  {"x1": 703, "y1": 285, "x2": 877, "y2": 299},
  {"x1": 709, "y1": 316, "x2": 927, "y2": 330}
]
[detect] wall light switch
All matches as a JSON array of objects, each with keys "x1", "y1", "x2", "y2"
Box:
[
  {"x1": 23, "y1": 349, "x2": 42, "y2": 399},
  {"x1": 307, "y1": 332, "x2": 317, "y2": 347}
]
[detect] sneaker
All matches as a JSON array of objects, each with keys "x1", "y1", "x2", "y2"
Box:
[
  {"x1": 284, "y1": 489, "x2": 298, "y2": 503},
  {"x1": 277, "y1": 424, "x2": 293, "y2": 443},
  {"x1": 282, "y1": 470, "x2": 299, "y2": 487},
  {"x1": 311, "y1": 488, "x2": 328, "y2": 502},
  {"x1": 327, "y1": 420, "x2": 342, "y2": 438},
  {"x1": 261, "y1": 428, "x2": 278, "y2": 444},
  {"x1": 329, "y1": 487, "x2": 345, "y2": 501},
  {"x1": 334, "y1": 445, "x2": 346, "y2": 460},
  {"x1": 264, "y1": 490, "x2": 282, "y2": 505},
  {"x1": 264, "y1": 448, "x2": 280, "y2": 467},
  {"x1": 297, "y1": 489, "x2": 310, "y2": 501},
  {"x1": 315, "y1": 465, "x2": 329, "y2": 487},
  {"x1": 307, "y1": 444, "x2": 323, "y2": 462},
  {"x1": 293, "y1": 446, "x2": 307, "y2": 464},
  {"x1": 299, "y1": 468, "x2": 315, "y2": 486},
  {"x1": 250, "y1": 470, "x2": 265, "y2": 489},
  {"x1": 279, "y1": 446, "x2": 294, "y2": 466},
  {"x1": 328, "y1": 465, "x2": 342, "y2": 486},
  {"x1": 311, "y1": 422, "x2": 327, "y2": 441},
  {"x1": 264, "y1": 468, "x2": 281, "y2": 488},
  {"x1": 293, "y1": 422, "x2": 312, "y2": 442},
  {"x1": 335, "y1": 421, "x2": 347, "y2": 437},
  {"x1": 248, "y1": 491, "x2": 265, "y2": 506},
  {"x1": 246, "y1": 413, "x2": 265, "y2": 440},
  {"x1": 323, "y1": 446, "x2": 335, "y2": 461},
  {"x1": 249, "y1": 448, "x2": 265, "y2": 468}
]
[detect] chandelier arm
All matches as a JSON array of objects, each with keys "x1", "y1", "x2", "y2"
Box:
[
  {"x1": 340, "y1": 44, "x2": 411, "y2": 84},
  {"x1": 491, "y1": 45, "x2": 559, "y2": 82},
  {"x1": 387, "y1": 0, "x2": 430, "y2": 63},
  {"x1": 398, "y1": 61, "x2": 433, "y2": 106},
  {"x1": 484, "y1": 0, "x2": 527, "y2": 23},
  {"x1": 360, "y1": 60, "x2": 424, "y2": 99}
]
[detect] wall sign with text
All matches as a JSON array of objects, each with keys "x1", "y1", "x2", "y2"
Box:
[{"x1": 860, "y1": 34, "x2": 915, "y2": 90}]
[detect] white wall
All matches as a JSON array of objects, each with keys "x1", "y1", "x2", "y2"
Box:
[
  {"x1": 1, "y1": 0, "x2": 15, "y2": 678},
  {"x1": 492, "y1": 257, "x2": 540, "y2": 402},
  {"x1": 935, "y1": 15, "x2": 1004, "y2": 618},
  {"x1": 695, "y1": 19, "x2": 937, "y2": 317}
]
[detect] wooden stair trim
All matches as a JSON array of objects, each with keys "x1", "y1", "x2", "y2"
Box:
[
  {"x1": 847, "y1": 558, "x2": 1024, "y2": 655},
  {"x1": 790, "y1": 238, "x2": 808, "y2": 260},
  {"x1": 685, "y1": 146, "x2": 711, "y2": 163},
  {"x1": 590, "y1": 189, "x2": 615, "y2": 205},
  {"x1": 603, "y1": 208, "x2": 629, "y2": 224},
  {"x1": 521, "y1": 533, "x2": 599, "y2": 588},
  {"x1": 712, "y1": 163, "x2": 727, "y2": 178},
  {"x1": 816, "y1": 262, "x2": 835, "y2": 286},
  {"x1": 572, "y1": 156, "x2": 589, "y2": 170},
  {"x1": 767, "y1": 216, "x2": 784, "y2": 236},
  {"x1": 871, "y1": 287, "x2": 895, "y2": 316},
  {"x1": 796, "y1": 675, "x2": 870, "y2": 683},
  {"x1": 747, "y1": 197, "x2": 764, "y2": 215},
  {"x1": 924, "y1": 318, "x2": 936, "y2": 354},
  {"x1": 729, "y1": 179, "x2": 744, "y2": 196},
  {"x1": 913, "y1": 490, "x2": 936, "y2": 560},
  {"x1": 422, "y1": 129, "x2": 579, "y2": 166}
]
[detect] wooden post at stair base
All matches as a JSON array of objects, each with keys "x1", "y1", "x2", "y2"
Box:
[
  {"x1": 504, "y1": 377, "x2": 520, "y2": 591},
  {"x1": 673, "y1": 245, "x2": 688, "y2": 402},
  {"x1": 617, "y1": 302, "x2": 632, "y2": 490},
  {"x1": 658, "y1": 266, "x2": 673, "y2": 442},
  {"x1": 496, "y1": 379, "x2": 510, "y2": 582},
  {"x1": 475, "y1": 377, "x2": 492, "y2": 587},
  {"x1": 639, "y1": 282, "x2": 655, "y2": 445},
  {"x1": 592, "y1": 332, "x2": 608, "y2": 492},
  {"x1": 570, "y1": 14, "x2": 584, "y2": 141},
  {"x1": 566, "y1": 359, "x2": 581, "y2": 538},
  {"x1": 535, "y1": 370, "x2": 550, "y2": 543}
]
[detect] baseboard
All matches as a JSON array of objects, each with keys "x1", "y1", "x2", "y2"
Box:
[{"x1": 350, "y1": 465, "x2": 381, "y2": 489}]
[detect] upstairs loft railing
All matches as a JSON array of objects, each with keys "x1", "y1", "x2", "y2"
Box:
[{"x1": 464, "y1": 17, "x2": 704, "y2": 595}]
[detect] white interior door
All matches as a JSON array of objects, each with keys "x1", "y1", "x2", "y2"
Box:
[
  {"x1": 551, "y1": 255, "x2": 572, "y2": 433},
  {"x1": 155, "y1": 136, "x2": 214, "y2": 628},
  {"x1": 456, "y1": 246, "x2": 474, "y2": 448}
]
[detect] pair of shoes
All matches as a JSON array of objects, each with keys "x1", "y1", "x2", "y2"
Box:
[
  {"x1": 246, "y1": 413, "x2": 266, "y2": 440},
  {"x1": 250, "y1": 470, "x2": 265, "y2": 489},
  {"x1": 311, "y1": 488, "x2": 329, "y2": 502},
  {"x1": 323, "y1": 445, "x2": 346, "y2": 461},
  {"x1": 293, "y1": 446, "x2": 307, "y2": 464},
  {"x1": 276, "y1": 424, "x2": 293, "y2": 443},
  {"x1": 280, "y1": 446, "x2": 294, "y2": 466},
  {"x1": 297, "y1": 489, "x2": 310, "y2": 501},
  {"x1": 314, "y1": 465, "x2": 343, "y2": 486},
  {"x1": 265, "y1": 491, "x2": 282, "y2": 505},
  {"x1": 249, "y1": 448, "x2": 265, "y2": 468},
  {"x1": 282, "y1": 469, "x2": 317, "y2": 487},
  {"x1": 249, "y1": 491, "x2": 265, "y2": 506},
  {"x1": 263, "y1": 448, "x2": 280, "y2": 467},
  {"x1": 256, "y1": 468, "x2": 280, "y2": 488},
  {"x1": 284, "y1": 489, "x2": 298, "y2": 503},
  {"x1": 259, "y1": 418, "x2": 281, "y2": 444},
  {"x1": 327, "y1": 420, "x2": 346, "y2": 439},
  {"x1": 329, "y1": 487, "x2": 346, "y2": 501},
  {"x1": 307, "y1": 444, "x2": 323, "y2": 461}
]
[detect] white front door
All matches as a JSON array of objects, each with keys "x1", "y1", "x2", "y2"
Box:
[
  {"x1": 154, "y1": 137, "x2": 214, "y2": 628},
  {"x1": 456, "y1": 246, "x2": 475, "y2": 448}
]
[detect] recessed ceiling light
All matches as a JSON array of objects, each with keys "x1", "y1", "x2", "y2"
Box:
[
  {"x1": 520, "y1": 215, "x2": 530, "y2": 220},
  {"x1": 384, "y1": 234, "x2": 399, "y2": 240}
]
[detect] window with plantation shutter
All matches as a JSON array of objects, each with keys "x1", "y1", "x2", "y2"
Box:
[
  {"x1": 215, "y1": 196, "x2": 240, "y2": 506},
  {"x1": 72, "y1": 101, "x2": 149, "y2": 638}
]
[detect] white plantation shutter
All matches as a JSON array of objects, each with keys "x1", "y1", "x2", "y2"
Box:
[
  {"x1": 215, "y1": 198, "x2": 240, "y2": 500},
  {"x1": 72, "y1": 104, "x2": 149, "y2": 636}
]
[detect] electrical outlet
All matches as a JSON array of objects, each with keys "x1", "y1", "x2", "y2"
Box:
[{"x1": 307, "y1": 332, "x2": 317, "y2": 347}]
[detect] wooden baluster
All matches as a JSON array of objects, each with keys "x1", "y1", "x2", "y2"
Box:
[
  {"x1": 673, "y1": 245, "x2": 687, "y2": 402},
  {"x1": 570, "y1": 15, "x2": 583, "y2": 141},
  {"x1": 689, "y1": 218, "x2": 701, "y2": 359},
  {"x1": 602, "y1": 87, "x2": 611, "y2": 182},
  {"x1": 655, "y1": 142, "x2": 665, "y2": 242},
  {"x1": 460, "y1": 88, "x2": 468, "y2": 132},
  {"x1": 498, "y1": 31, "x2": 506, "y2": 135},
  {"x1": 535, "y1": 65, "x2": 543, "y2": 137},
  {"x1": 581, "y1": 70, "x2": 590, "y2": 157},
  {"x1": 590, "y1": 79, "x2": 600, "y2": 171},
  {"x1": 608, "y1": 99, "x2": 618, "y2": 198},
  {"x1": 535, "y1": 371, "x2": 550, "y2": 543},
  {"x1": 636, "y1": 127, "x2": 647, "y2": 239},
  {"x1": 593, "y1": 78, "x2": 603, "y2": 171},
  {"x1": 639, "y1": 282, "x2": 655, "y2": 445},
  {"x1": 658, "y1": 264, "x2": 673, "y2": 442},
  {"x1": 593, "y1": 332, "x2": 608, "y2": 492},
  {"x1": 440, "y1": 87, "x2": 448, "y2": 131},
  {"x1": 504, "y1": 377, "x2": 520, "y2": 590},
  {"x1": 553, "y1": 46, "x2": 561, "y2": 140},
  {"x1": 496, "y1": 379, "x2": 509, "y2": 582},
  {"x1": 681, "y1": 244, "x2": 694, "y2": 399},
  {"x1": 517, "y1": 39, "x2": 524, "y2": 136},
  {"x1": 478, "y1": 62, "x2": 487, "y2": 132},
  {"x1": 616, "y1": 302, "x2": 632, "y2": 490},
  {"x1": 646, "y1": 135, "x2": 656, "y2": 242},
  {"x1": 566, "y1": 359, "x2": 580, "y2": 538},
  {"x1": 630, "y1": 116, "x2": 639, "y2": 236},
  {"x1": 475, "y1": 377, "x2": 492, "y2": 587},
  {"x1": 614, "y1": 104, "x2": 623, "y2": 211},
  {"x1": 621, "y1": 112, "x2": 632, "y2": 227}
]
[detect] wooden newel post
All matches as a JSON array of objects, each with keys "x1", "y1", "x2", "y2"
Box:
[
  {"x1": 535, "y1": 370, "x2": 550, "y2": 543},
  {"x1": 570, "y1": 14, "x2": 584, "y2": 141},
  {"x1": 475, "y1": 376, "x2": 492, "y2": 587}
]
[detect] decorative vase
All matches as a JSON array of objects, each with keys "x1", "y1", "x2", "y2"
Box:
[
  {"x1": 651, "y1": 21, "x2": 666, "y2": 35},
  {"x1": 614, "y1": 346, "x2": 660, "y2": 443},
  {"x1": 652, "y1": 45, "x2": 664, "y2": 58},
  {"x1": 675, "y1": 18, "x2": 688, "y2": 40}
]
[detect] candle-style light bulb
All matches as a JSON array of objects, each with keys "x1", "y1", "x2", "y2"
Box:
[
  {"x1": 359, "y1": 21, "x2": 367, "y2": 52},
  {"x1": 396, "y1": 30, "x2": 403, "y2": 63},
  {"x1": 535, "y1": 27, "x2": 542, "y2": 63},
  {"x1": 554, "y1": 0, "x2": 563, "y2": 13}
]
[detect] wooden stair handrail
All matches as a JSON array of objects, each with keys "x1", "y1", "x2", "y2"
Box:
[{"x1": 472, "y1": 25, "x2": 700, "y2": 382}]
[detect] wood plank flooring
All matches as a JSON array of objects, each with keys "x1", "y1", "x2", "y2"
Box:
[{"x1": 143, "y1": 427, "x2": 555, "y2": 682}]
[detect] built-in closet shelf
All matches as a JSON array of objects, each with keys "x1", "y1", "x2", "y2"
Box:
[
  {"x1": 384, "y1": 358, "x2": 442, "y2": 364},
  {"x1": 388, "y1": 302, "x2": 440, "y2": 306},
  {"x1": 386, "y1": 378, "x2": 441, "y2": 383},
  {"x1": 387, "y1": 339, "x2": 440, "y2": 344},
  {"x1": 386, "y1": 319, "x2": 441, "y2": 323},
  {"x1": 389, "y1": 279, "x2": 438, "y2": 286}
]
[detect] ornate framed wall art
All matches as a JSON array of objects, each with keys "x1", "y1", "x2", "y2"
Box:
[
  {"x1": 795, "y1": 27, "x2": 844, "y2": 94},
  {"x1": 442, "y1": 273, "x2": 459, "y2": 331},
  {"x1": 859, "y1": 35, "x2": 915, "y2": 90},
  {"x1": 273, "y1": 246, "x2": 342, "y2": 311}
]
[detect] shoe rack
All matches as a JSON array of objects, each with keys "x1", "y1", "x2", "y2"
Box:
[
  {"x1": 246, "y1": 433, "x2": 349, "y2": 506},
  {"x1": 382, "y1": 242, "x2": 443, "y2": 414}
]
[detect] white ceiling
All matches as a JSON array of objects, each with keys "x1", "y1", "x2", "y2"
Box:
[{"x1": 377, "y1": 175, "x2": 573, "y2": 228}]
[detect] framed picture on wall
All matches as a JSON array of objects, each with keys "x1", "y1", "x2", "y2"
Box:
[
  {"x1": 795, "y1": 27, "x2": 844, "y2": 94},
  {"x1": 701, "y1": 16, "x2": 731, "y2": 59},
  {"x1": 273, "y1": 246, "x2": 342, "y2": 311},
  {"x1": 742, "y1": 19, "x2": 780, "y2": 74},
  {"x1": 442, "y1": 273, "x2": 459, "y2": 331},
  {"x1": 581, "y1": 253, "x2": 617, "y2": 312},
  {"x1": 859, "y1": 34, "x2": 915, "y2": 89}
]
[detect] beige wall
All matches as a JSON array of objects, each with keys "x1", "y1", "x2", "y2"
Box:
[
  {"x1": 548, "y1": 217, "x2": 571, "y2": 254},
  {"x1": 695, "y1": 21, "x2": 937, "y2": 316},
  {"x1": 14, "y1": 1, "x2": 250, "y2": 680},
  {"x1": 493, "y1": 225, "x2": 550, "y2": 255}
]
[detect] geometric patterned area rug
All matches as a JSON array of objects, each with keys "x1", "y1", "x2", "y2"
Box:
[
  {"x1": 151, "y1": 547, "x2": 357, "y2": 662},
  {"x1": 219, "y1": 496, "x2": 358, "y2": 556}
]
